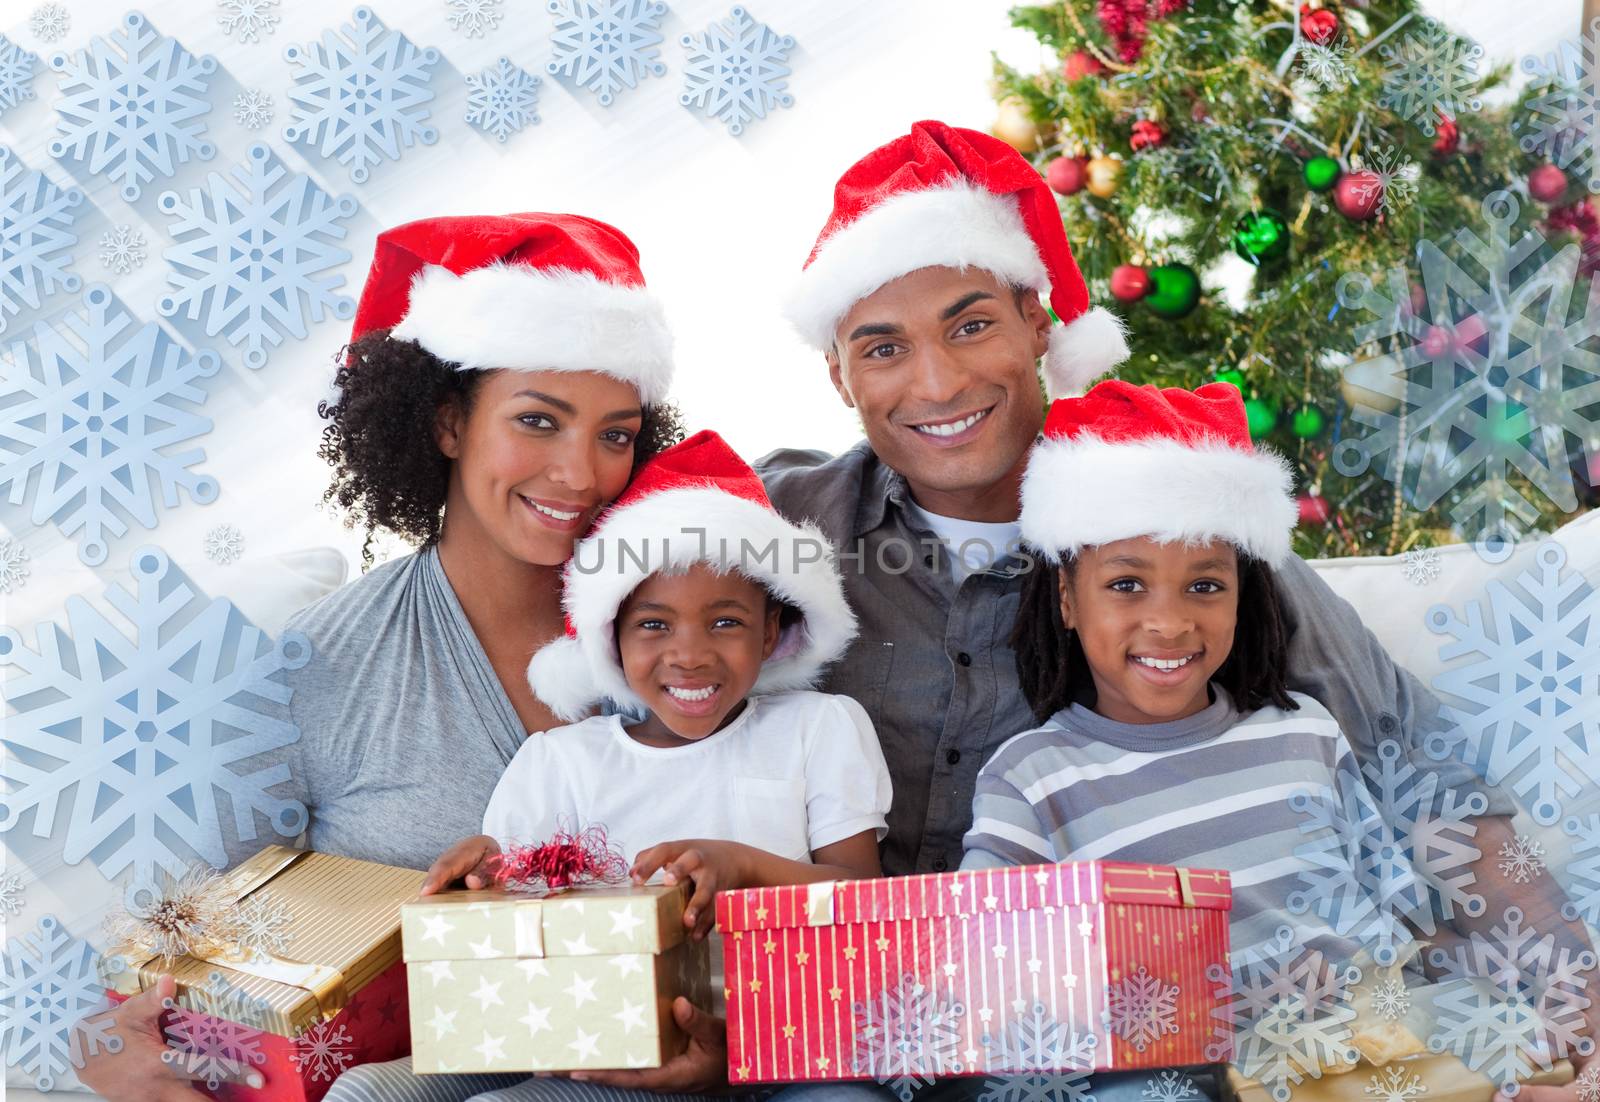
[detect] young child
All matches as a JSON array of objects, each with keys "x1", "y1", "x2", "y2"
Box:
[
  {"x1": 962, "y1": 380, "x2": 1366, "y2": 969},
  {"x1": 427, "y1": 430, "x2": 891, "y2": 941}
]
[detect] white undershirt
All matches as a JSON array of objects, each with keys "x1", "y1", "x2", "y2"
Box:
[{"x1": 903, "y1": 498, "x2": 1022, "y2": 582}]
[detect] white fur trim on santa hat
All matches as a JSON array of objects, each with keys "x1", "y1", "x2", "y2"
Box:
[
  {"x1": 526, "y1": 486, "x2": 858, "y2": 721},
  {"x1": 391, "y1": 263, "x2": 675, "y2": 405},
  {"x1": 783, "y1": 183, "x2": 1049, "y2": 351},
  {"x1": 1043, "y1": 307, "x2": 1127, "y2": 398},
  {"x1": 1020, "y1": 434, "x2": 1297, "y2": 567}
]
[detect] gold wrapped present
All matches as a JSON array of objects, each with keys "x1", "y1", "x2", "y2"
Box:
[
  {"x1": 401, "y1": 883, "x2": 711, "y2": 1074},
  {"x1": 1222, "y1": 1056, "x2": 1574, "y2": 1102}
]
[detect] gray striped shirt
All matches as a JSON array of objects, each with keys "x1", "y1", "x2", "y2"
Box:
[{"x1": 961, "y1": 688, "x2": 1363, "y2": 961}]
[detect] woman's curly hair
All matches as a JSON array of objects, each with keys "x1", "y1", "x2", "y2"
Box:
[{"x1": 318, "y1": 330, "x2": 685, "y2": 561}]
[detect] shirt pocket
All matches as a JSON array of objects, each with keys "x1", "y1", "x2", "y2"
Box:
[{"x1": 732, "y1": 776, "x2": 811, "y2": 861}]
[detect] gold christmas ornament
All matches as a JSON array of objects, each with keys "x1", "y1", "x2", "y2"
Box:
[
  {"x1": 1085, "y1": 154, "x2": 1124, "y2": 198},
  {"x1": 993, "y1": 96, "x2": 1048, "y2": 153},
  {"x1": 1339, "y1": 363, "x2": 1402, "y2": 414}
]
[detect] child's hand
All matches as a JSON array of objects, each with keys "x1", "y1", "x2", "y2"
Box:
[
  {"x1": 421, "y1": 834, "x2": 503, "y2": 895},
  {"x1": 630, "y1": 840, "x2": 750, "y2": 940}
]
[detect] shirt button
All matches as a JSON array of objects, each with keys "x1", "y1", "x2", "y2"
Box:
[
  {"x1": 923, "y1": 554, "x2": 935, "y2": 567},
  {"x1": 932, "y1": 856, "x2": 948, "y2": 872},
  {"x1": 946, "y1": 749, "x2": 961, "y2": 765},
  {"x1": 1378, "y1": 715, "x2": 1398, "y2": 734},
  {"x1": 956, "y1": 652, "x2": 972, "y2": 667}
]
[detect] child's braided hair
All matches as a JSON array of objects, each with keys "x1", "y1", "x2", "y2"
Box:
[{"x1": 1010, "y1": 549, "x2": 1300, "y2": 723}]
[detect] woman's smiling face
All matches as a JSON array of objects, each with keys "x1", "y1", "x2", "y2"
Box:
[{"x1": 436, "y1": 368, "x2": 644, "y2": 566}]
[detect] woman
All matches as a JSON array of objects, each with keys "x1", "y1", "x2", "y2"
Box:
[{"x1": 77, "y1": 213, "x2": 710, "y2": 1101}]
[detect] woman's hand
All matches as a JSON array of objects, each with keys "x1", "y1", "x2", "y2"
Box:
[
  {"x1": 630, "y1": 839, "x2": 751, "y2": 940},
  {"x1": 77, "y1": 974, "x2": 265, "y2": 1099},
  {"x1": 569, "y1": 996, "x2": 729, "y2": 1093},
  {"x1": 420, "y1": 834, "x2": 502, "y2": 895}
]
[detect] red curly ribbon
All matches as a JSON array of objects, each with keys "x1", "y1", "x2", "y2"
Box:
[{"x1": 491, "y1": 824, "x2": 629, "y2": 894}]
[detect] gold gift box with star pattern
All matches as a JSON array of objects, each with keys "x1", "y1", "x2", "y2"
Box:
[{"x1": 400, "y1": 883, "x2": 711, "y2": 1074}]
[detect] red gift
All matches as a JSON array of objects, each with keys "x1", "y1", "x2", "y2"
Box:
[{"x1": 718, "y1": 861, "x2": 1232, "y2": 1087}]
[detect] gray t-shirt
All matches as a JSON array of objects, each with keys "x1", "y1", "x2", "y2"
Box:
[{"x1": 236, "y1": 546, "x2": 530, "y2": 872}]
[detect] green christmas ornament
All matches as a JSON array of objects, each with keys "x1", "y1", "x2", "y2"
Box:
[
  {"x1": 1245, "y1": 397, "x2": 1278, "y2": 437},
  {"x1": 1304, "y1": 156, "x2": 1341, "y2": 192},
  {"x1": 1145, "y1": 263, "x2": 1201, "y2": 319},
  {"x1": 1291, "y1": 403, "x2": 1326, "y2": 438},
  {"x1": 1231, "y1": 210, "x2": 1290, "y2": 265},
  {"x1": 1213, "y1": 369, "x2": 1246, "y2": 392}
]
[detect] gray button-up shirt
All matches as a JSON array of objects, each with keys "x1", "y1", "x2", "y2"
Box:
[{"x1": 758, "y1": 439, "x2": 1511, "y2": 878}]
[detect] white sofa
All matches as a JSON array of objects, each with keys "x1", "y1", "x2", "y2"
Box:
[{"x1": 8, "y1": 508, "x2": 1598, "y2": 1099}]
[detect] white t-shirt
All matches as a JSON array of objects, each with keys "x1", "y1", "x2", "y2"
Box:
[
  {"x1": 482, "y1": 690, "x2": 893, "y2": 864},
  {"x1": 903, "y1": 498, "x2": 1022, "y2": 582}
]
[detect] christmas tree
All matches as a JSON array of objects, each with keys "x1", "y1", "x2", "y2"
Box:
[{"x1": 992, "y1": 0, "x2": 1600, "y2": 558}]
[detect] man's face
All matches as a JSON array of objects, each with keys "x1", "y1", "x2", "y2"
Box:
[{"x1": 827, "y1": 266, "x2": 1050, "y2": 511}]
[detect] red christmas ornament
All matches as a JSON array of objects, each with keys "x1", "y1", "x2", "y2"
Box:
[
  {"x1": 491, "y1": 824, "x2": 629, "y2": 893},
  {"x1": 1095, "y1": 0, "x2": 1186, "y2": 63},
  {"x1": 1110, "y1": 264, "x2": 1152, "y2": 302},
  {"x1": 1063, "y1": 49, "x2": 1104, "y2": 82},
  {"x1": 1297, "y1": 493, "x2": 1332, "y2": 526},
  {"x1": 1299, "y1": 4, "x2": 1339, "y2": 46},
  {"x1": 1529, "y1": 163, "x2": 1570, "y2": 204},
  {"x1": 1431, "y1": 114, "x2": 1460, "y2": 158},
  {"x1": 1333, "y1": 171, "x2": 1382, "y2": 221},
  {"x1": 1130, "y1": 120, "x2": 1166, "y2": 152},
  {"x1": 1546, "y1": 198, "x2": 1600, "y2": 275},
  {"x1": 1420, "y1": 326, "x2": 1452, "y2": 359},
  {"x1": 1408, "y1": 282, "x2": 1427, "y2": 316},
  {"x1": 1046, "y1": 155, "x2": 1089, "y2": 195}
]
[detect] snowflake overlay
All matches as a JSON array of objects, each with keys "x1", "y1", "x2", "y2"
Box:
[
  {"x1": 0, "y1": 285, "x2": 220, "y2": 565},
  {"x1": 1372, "y1": 978, "x2": 1412, "y2": 1021},
  {"x1": 1366, "y1": 1064, "x2": 1426, "y2": 1102},
  {"x1": 1378, "y1": 18, "x2": 1483, "y2": 136},
  {"x1": 1403, "y1": 547, "x2": 1442, "y2": 586},
  {"x1": 680, "y1": 6, "x2": 795, "y2": 136},
  {"x1": 0, "y1": 35, "x2": 40, "y2": 116},
  {"x1": 203, "y1": 521, "x2": 244, "y2": 564},
  {"x1": 466, "y1": 57, "x2": 541, "y2": 143},
  {"x1": 1427, "y1": 905, "x2": 1597, "y2": 1096},
  {"x1": 547, "y1": 0, "x2": 668, "y2": 108},
  {"x1": 99, "y1": 225, "x2": 146, "y2": 275},
  {"x1": 1426, "y1": 539, "x2": 1599, "y2": 826},
  {"x1": 30, "y1": 5, "x2": 70, "y2": 44},
  {"x1": 0, "y1": 872, "x2": 23, "y2": 915},
  {"x1": 219, "y1": 0, "x2": 279, "y2": 43},
  {"x1": 48, "y1": 12, "x2": 218, "y2": 203},
  {"x1": 1107, "y1": 965, "x2": 1180, "y2": 1053},
  {"x1": 853, "y1": 973, "x2": 965, "y2": 1100},
  {"x1": 0, "y1": 537, "x2": 29, "y2": 593},
  {"x1": 1206, "y1": 926, "x2": 1362, "y2": 1102},
  {"x1": 233, "y1": 88, "x2": 273, "y2": 129},
  {"x1": 980, "y1": 1007, "x2": 1099, "y2": 1102},
  {"x1": 1332, "y1": 191, "x2": 1600, "y2": 544},
  {"x1": 446, "y1": 0, "x2": 503, "y2": 38},
  {"x1": 1562, "y1": 814, "x2": 1600, "y2": 927},
  {"x1": 1498, "y1": 835, "x2": 1548, "y2": 883},
  {"x1": 1349, "y1": 143, "x2": 1420, "y2": 216},
  {"x1": 1288, "y1": 740, "x2": 1486, "y2": 968},
  {"x1": 162, "y1": 969, "x2": 269, "y2": 1089},
  {"x1": 157, "y1": 143, "x2": 359, "y2": 371},
  {"x1": 1520, "y1": 17, "x2": 1600, "y2": 195},
  {"x1": 1577, "y1": 1065, "x2": 1600, "y2": 1102},
  {"x1": 1, "y1": 914, "x2": 123, "y2": 1090},
  {"x1": 0, "y1": 145, "x2": 83, "y2": 336},
  {"x1": 233, "y1": 890, "x2": 291, "y2": 958},
  {"x1": 1143, "y1": 1070, "x2": 1201, "y2": 1102},
  {"x1": 0, "y1": 545, "x2": 311, "y2": 903},
  {"x1": 292, "y1": 1018, "x2": 354, "y2": 1082},
  {"x1": 282, "y1": 7, "x2": 440, "y2": 185},
  {"x1": 1297, "y1": 38, "x2": 1354, "y2": 91}
]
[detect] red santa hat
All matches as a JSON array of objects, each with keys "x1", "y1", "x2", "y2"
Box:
[
  {"x1": 784, "y1": 120, "x2": 1128, "y2": 397},
  {"x1": 527, "y1": 430, "x2": 857, "y2": 721},
  {"x1": 349, "y1": 212, "x2": 673, "y2": 405},
  {"x1": 1021, "y1": 380, "x2": 1297, "y2": 567}
]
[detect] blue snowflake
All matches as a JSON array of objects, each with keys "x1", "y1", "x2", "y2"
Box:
[
  {"x1": 156, "y1": 143, "x2": 358, "y2": 371},
  {"x1": 1287, "y1": 740, "x2": 1486, "y2": 969},
  {"x1": 980, "y1": 1007, "x2": 1098, "y2": 1102},
  {"x1": 0, "y1": 285, "x2": 220, "y2": 565},
  {"x1": 1427, "y1": 905, "x2": 1597, "y2": 1097},
  {"x1": 281, "y1": 7, "x2": 440, "y2": 185},
  {"x1": 679, "y1": 6, "x2": 794, "y2": 136},
  {"x1": 546, "y1": 0, "x2": 667, "y2": 108},
  {"x1": 0, "y1": 546, "x2": 310, "y2": 905},
  {"x1": 1377, "y1": 17, "x2": 1482, "y2": 136},
  {"x1": 1332, "y1": 191, "x2": 1600, "y2": 545},
  {"x1": 466, "y1": 57, "x2": 541, "y2": 143},
  {"x1": 1425, "y1": 539, "x2": 1600, "y2": 826},
  {"x1": 0, "y1": 34, "x2": 40, "y2": 116},
  {"x1": 853, "y1": 972, "x2": 965, "y2": 1100},
  {"x1": 1563, "y1": 814, "x2": 1600, "y2": 927},
  {"x1": 1, "y1": 914, "x2": 123, "y2": 1090},
  {"x1": 1519, "y1": 17, "x2": 1600, "y2": 194},
  {"x1": 47, "y1": 12, "x2": 218, "y2": 203},
  {"x1": 0, "y1": 145, "x2": 82, "y2": 336}
]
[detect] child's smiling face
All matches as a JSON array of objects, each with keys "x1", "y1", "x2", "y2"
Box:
[
  {"x1": 617, "y1": 562, "x2": 783, "y2": 746},
  {"x1": 1058, "y1": 536, "x2": 1240, "y2": 725}
]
